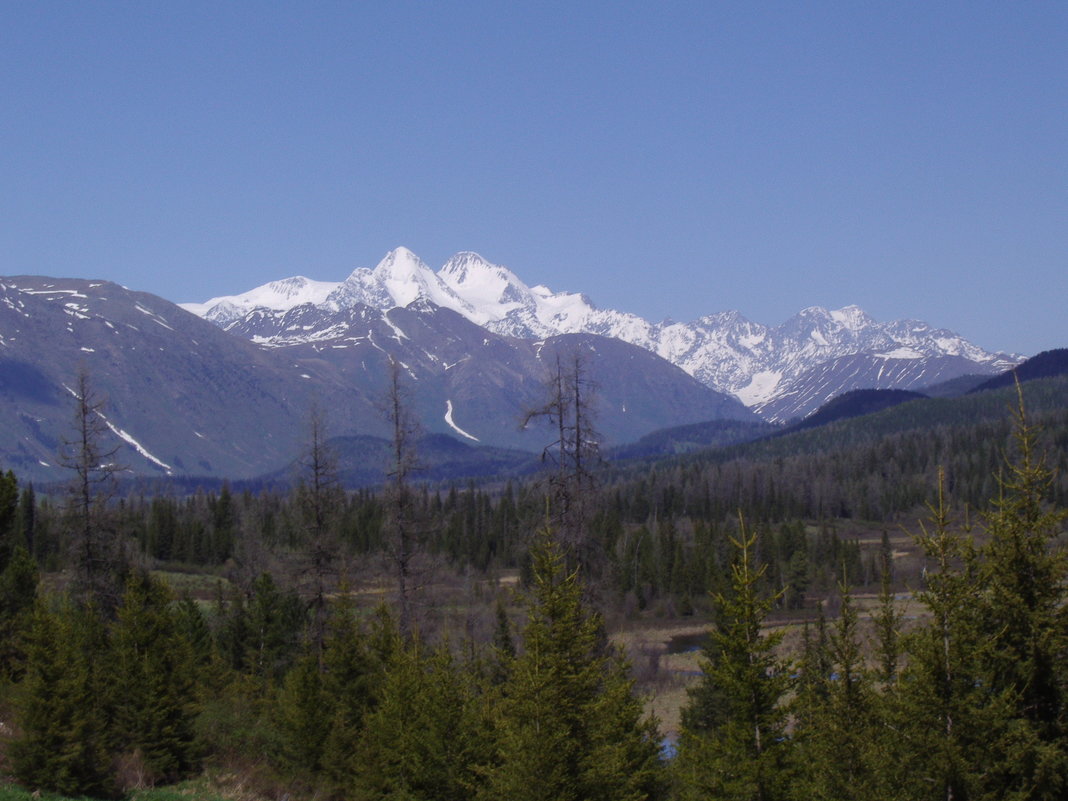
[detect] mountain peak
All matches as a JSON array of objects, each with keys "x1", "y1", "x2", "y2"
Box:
[
  {"x1": 439, "y1": 252, "x2": 532, "y2": 323},
  {"x1": 182, "y1": 249, "x2": 1015, "y2": 415}
]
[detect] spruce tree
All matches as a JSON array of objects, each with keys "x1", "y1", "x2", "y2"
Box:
[
  {"x1": 350, "y1": 640, "x2": 488, "y2": 801},
  {"x1": 10, "y1": 599, "x2": 117, "y2": 798},
  {"x1": 275, "y1": 650, "x2": 331, "y2": 777},
  {"x1": 675, "y1": 522, "x2": 792, "y2": 801},
  {"x1": 891, "y1": 469, "x2": 1002, "y2": 801},
  {"x1": 482, "y1": 531, "x2": 664, "y2": 801},
  {"x1": 972, "y1": 395, "x2": 1068, "y2": 798},
  {"x1": 791, "y1": 585, "x2": 880, "y2": 801},
  {"x1": 0, "y1": 542, "x2": 38, "y2": 679},
  {"x1": 322, "y1": 602, "x2": 394, "y2": 793},
  {"x1": 109, "y1": 572, "x2": 201, "y2": 785}
]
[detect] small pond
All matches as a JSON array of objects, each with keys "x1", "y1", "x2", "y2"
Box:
[{"x1": 665, "y1": 631, "x2": 709, "y2": 655}]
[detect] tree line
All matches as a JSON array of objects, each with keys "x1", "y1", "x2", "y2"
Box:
[{"x1": 1, "y1": 368, "x2": 1066, "y2": 799}]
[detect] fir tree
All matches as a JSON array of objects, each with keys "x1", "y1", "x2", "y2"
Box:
[
  {"x1": 109, "y1": 573, "x2": 201, "y2": 785},
  {"x1": 675, "y1": 521, "x2": 793, "y2": 801},
  {"x1": 10, "y1": 599, "x2": 117, "y2": 798},
  {"x1": 973, "y1": 393, "x2": 1068, "y2": 798},
  {"x1": 482, "y1": 531, "x2": 664, "y2": 801}
]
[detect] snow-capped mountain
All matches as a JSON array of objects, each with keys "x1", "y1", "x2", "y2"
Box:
[
  {"x1": 1, "y1": 275, "x2": 749, "y2": 482},
  {"x1": 183, "y1": 275, "x2": 339, "y2": 326},
  {"x1": 184, "y1": 248, "x2": 1016, "y2": 418}
]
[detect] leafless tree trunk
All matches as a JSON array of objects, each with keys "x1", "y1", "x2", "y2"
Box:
[
  {"x1": 297, "y1": 403, "x2": 343, "y2": 666},
  {"x1": 382, "y1": 358, "x2": 423, "y2": 640},
  {"x1": 522, "y1": 351, "x2": 602, "y2": 564},
  {"x1": 59, "y1": 369, "x2": 125, "y2": 614}
]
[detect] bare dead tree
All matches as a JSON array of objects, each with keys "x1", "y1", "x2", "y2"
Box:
[
  {"x1": 58, "y1": 369, "x2": 126, "y2": 614},
  {"x1": 522, "y1": 351, "x2": 602, "y2": 564},
  {"x1": 382, "y1": 357, "x2": 424, "y2": 640},
  {"x1": 296, "y1": 403, "x2": 344, "y2": 665}
]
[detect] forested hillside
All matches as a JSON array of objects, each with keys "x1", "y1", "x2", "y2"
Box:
[{"x1": 1, "y1": 374, "x2": 1067, "y2": 800}]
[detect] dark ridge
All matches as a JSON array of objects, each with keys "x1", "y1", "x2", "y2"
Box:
[
  {"x1": 605, "y1": 419, "x2": 776, "y2": 461},
  {"x1": 969, "y1": 348, "x2": 1068, "y2": 394},
  {"x1": 781, "y1": 388, "x2": 929, "y2": 434},
  {"x1": 922, "y1": 373, "x2": 992, "y2": 398}
]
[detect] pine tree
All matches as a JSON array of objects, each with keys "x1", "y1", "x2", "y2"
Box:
[
  {"x1": 0, "y1": 542, "x2": 39, "y2": 680},
  {"x1": 109, "y1": 572, "x2": 201, "y2": 785},
  {"x1": 972, "y1": 393, "x2": 1068, "y2": 798},
  {"x1": 10, "y1": 599, "x2": 117, "y2": 798},
  {"x1": 675, "y1": 521, "x2": 792, "y2": 801},
  {"x1": 482, "y1": 531, "x2": 664, "y2": 801}
]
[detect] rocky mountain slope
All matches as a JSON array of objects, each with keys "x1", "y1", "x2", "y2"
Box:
[
  {"x1": 185, "y1": 248, "x2": 1017, "y2": 418},
  {"x1": 0, "y1": 276, "x2": 749, "y2": 483}
]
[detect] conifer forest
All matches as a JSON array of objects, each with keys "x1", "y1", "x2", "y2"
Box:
[{"x1": 1, "y1": 372, "x2": 1068, "y2": 801}]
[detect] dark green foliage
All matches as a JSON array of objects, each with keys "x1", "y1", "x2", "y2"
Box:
[
  {"x1": 349, "y1": 641, "x2": 488, "y2": 801},
  {"x1": 888, "y1": 472, "x2": 1006, "y2": 799},
  {"x1": 0, "y1": 543, "x2": 38, "y2": 679},
  {"x1": 791, "y1": 588, "x2": 880, "y2": 800},
  {"x1": 109, "y1": 573, "x2": 201, "y2": 784},
  {"x1": 274, "y1": 652, "x2": 331, "y2": 777},
  {"x1": 0, "y1": 470, "x2": 19, "y2": 568},
  {"x1": 320, "y1": 603, "x2": 394, "y2": 791},
  {"x1": 675, "y1": 524, "x2": 793, "y2": 801},
  {"x1": 243, "y1": 572, "x2": 305, "y2": 683},
  {"x1": 483, "y1": 532, "x2": 664, "y2": 801},
  {"x1": 970, "y1": 399, "x2": 1068, "y2": 797},
  {"x1": 488, "y1": 598, "x2": 516, "y2": 685},
  {"x1": 10, "y1": 600, "x2": 117, "y2": 799}
]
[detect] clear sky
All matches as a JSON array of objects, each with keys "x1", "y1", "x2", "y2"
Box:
[{"x1": 2, "y1": 1, "x2": 1064, "y2": 356}]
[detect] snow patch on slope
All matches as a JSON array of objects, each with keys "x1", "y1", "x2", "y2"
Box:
[{"x1": 444, "y1": 400, "x2": 479, "y2": 442}]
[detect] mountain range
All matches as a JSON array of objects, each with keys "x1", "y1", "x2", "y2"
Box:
[
  {"x1": 184, "y1": 247, "x2": 1017, "y2": 421},
  {"x1": 0, "y1": 248, "x2": 1025, "y2": 484},
  {"x1": 0, "y1": 275, "x2": 747, "y2": 483}
]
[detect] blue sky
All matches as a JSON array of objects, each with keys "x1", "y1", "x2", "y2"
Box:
[{"x1": 2, "y1": 1, "x2": 1064, "y2": 355}]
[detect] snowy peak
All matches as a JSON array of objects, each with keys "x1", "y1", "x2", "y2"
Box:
[
  {"x1": 180, "y1": 275, "x2": 339, "y2": 325},
  {"x1": 328, "y1": 247, "x2": 475, "y2": 318},
  {"x1": 372, "y1": 247, "x2": 438, "y2": 306},
  {"x1": 439, "y1": 251, "x2": 532, "y2": 321},
  {"x1": 184, "y1": 247, "x2": 1018, "y2": 413}
]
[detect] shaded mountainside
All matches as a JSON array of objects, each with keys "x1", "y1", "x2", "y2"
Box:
[
  {"x1": 753, "y1": 353, "x2": 996, "y2": 422},
  {"x1": 602, "y1": 375, "x2": 1068, "y2": 524},
  {"x1": 0, "y1": 276, "x2": 357, "y2": 482},
  {"x1": 606, "y1": 419, "x2": 776, "y2": 461},
  {"x1": 969, "y1": 348, "x2": 1068, "y2": 394},
  {"x1": 0, "y1": 276, "x2": 752, "y2": 484},
  {"x1": 781, "y1": 388, "x2": 928, "y2": 434},
  {"x1": 262, "y1": 433, "x2": 540, "y2": 489}
]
